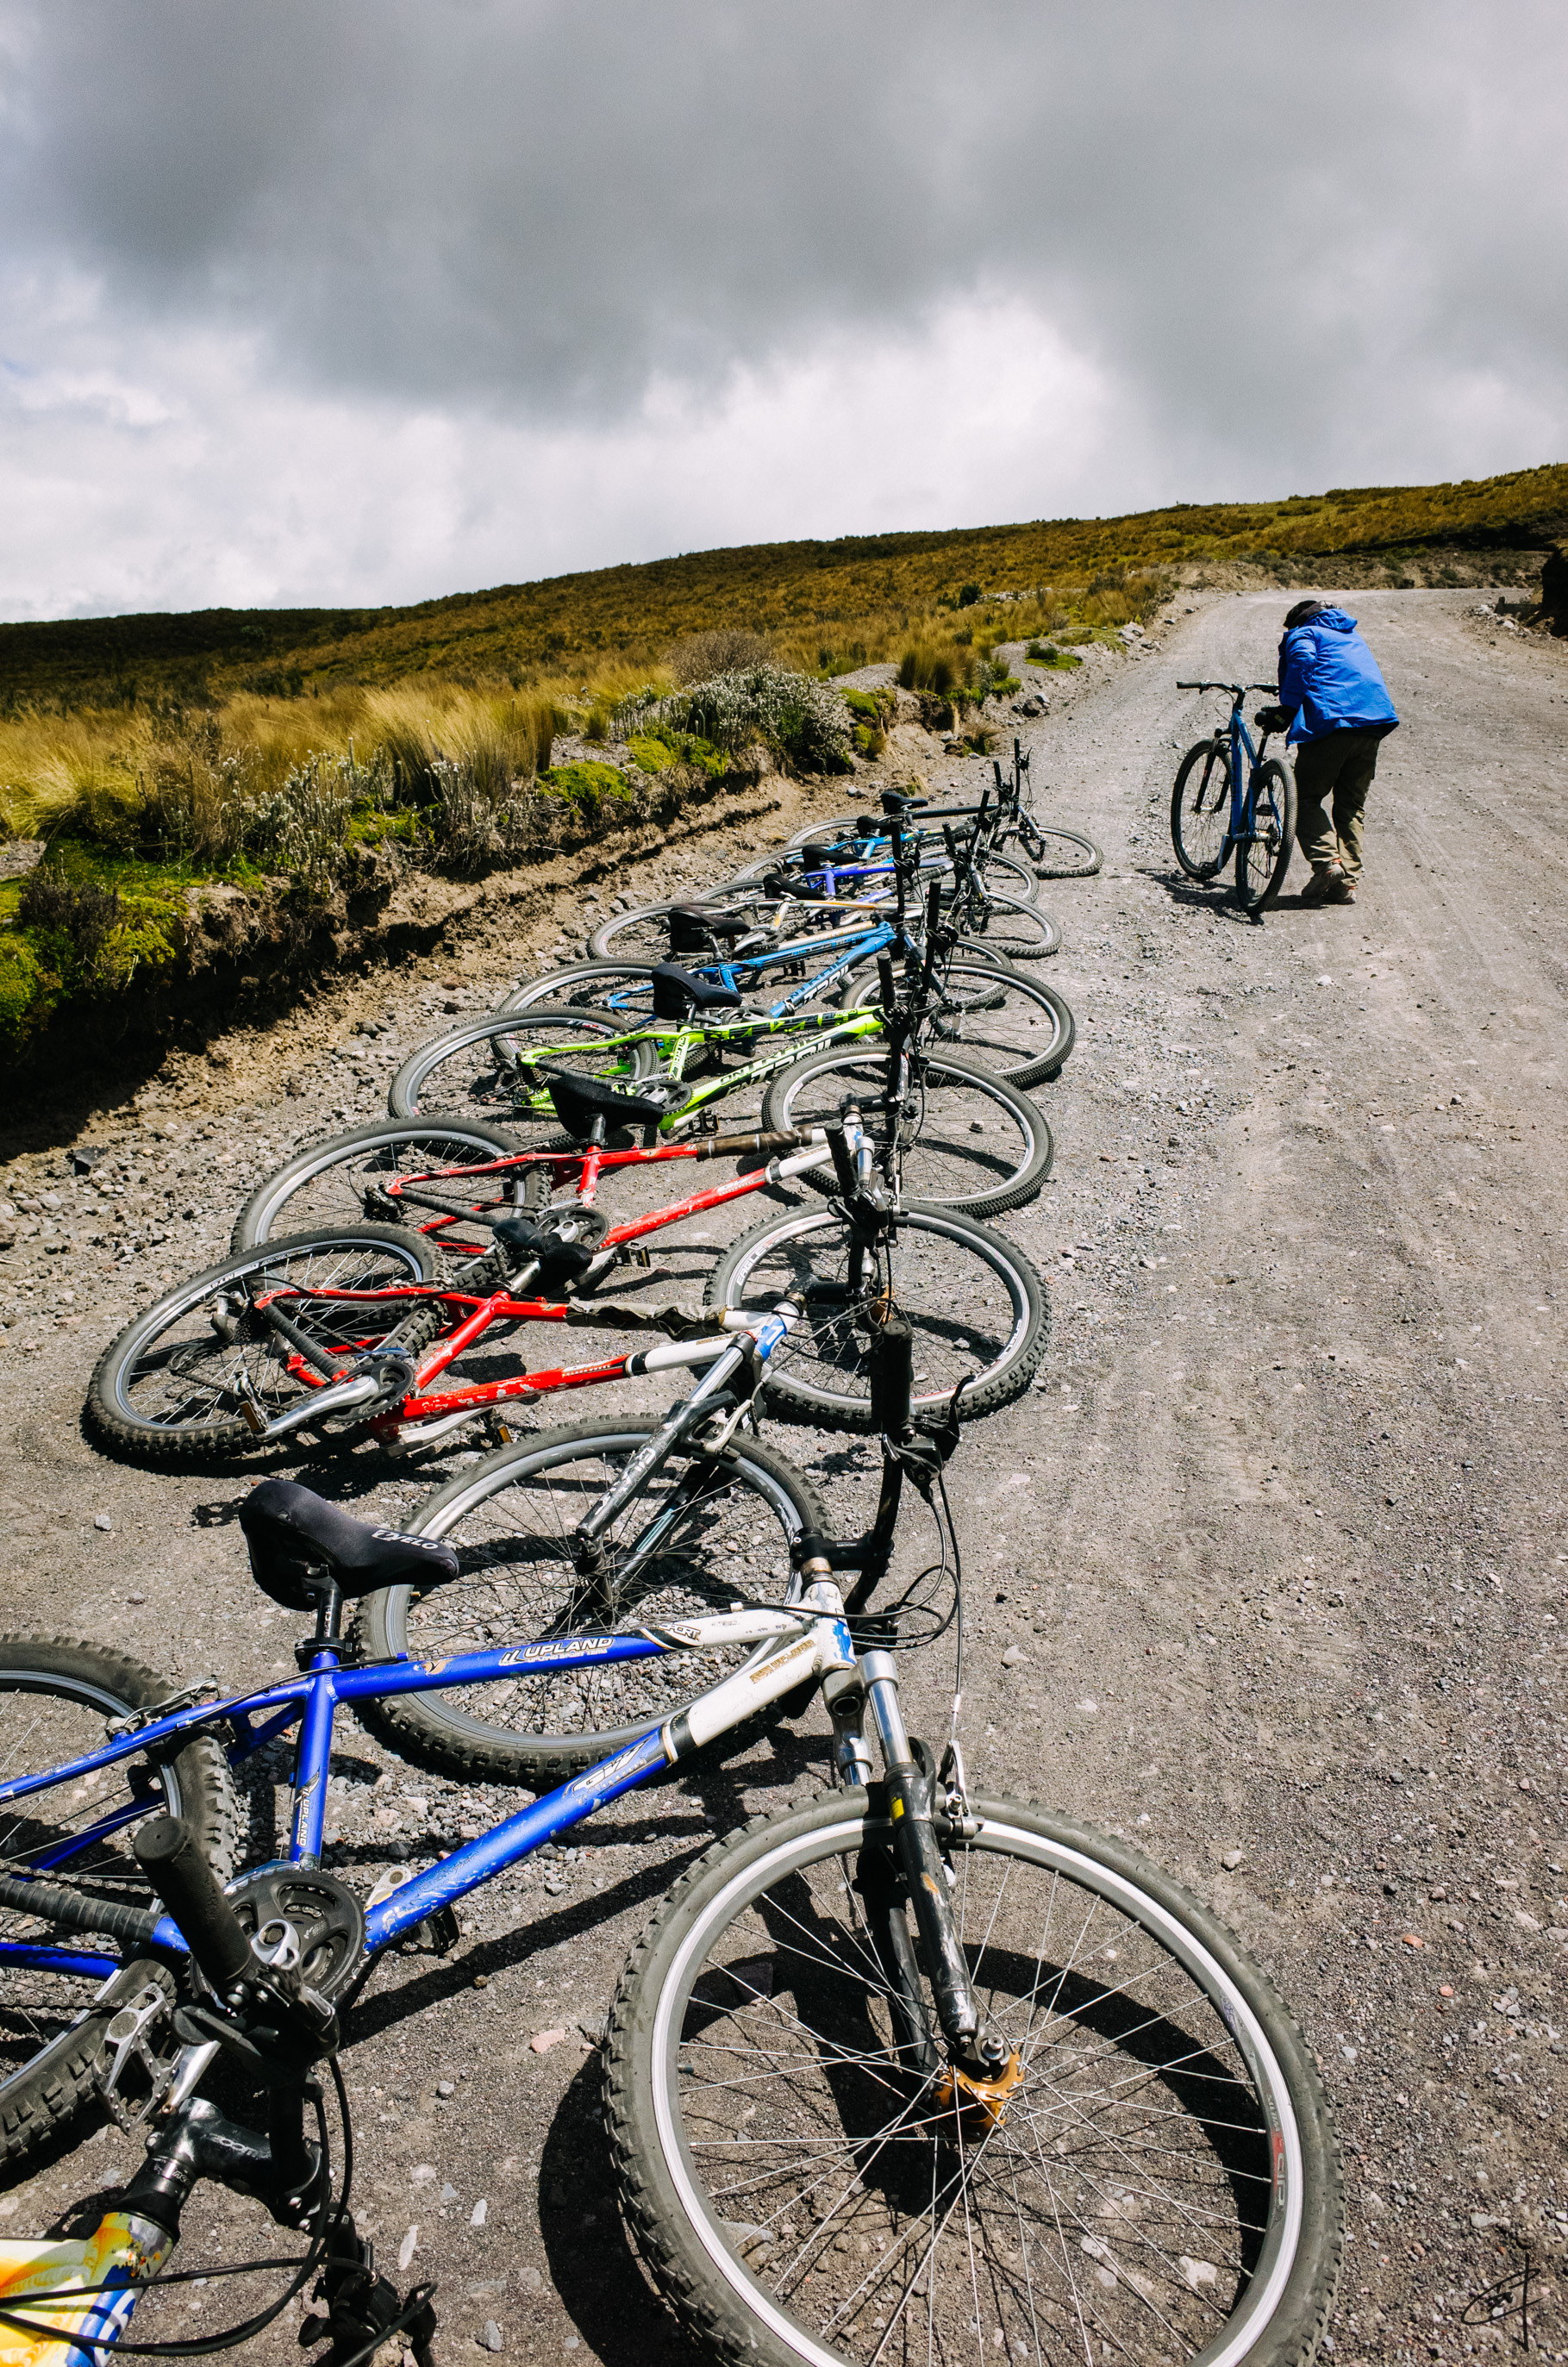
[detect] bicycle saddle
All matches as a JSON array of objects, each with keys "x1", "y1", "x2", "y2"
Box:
[
  {"x1": 490, "y1": 1215, "x2": 598, "y2": 1284},
  {"x1": 241, "y1": 1479, "x2": 459, "y2": 1611},
  {"x1": 667, "y1": 902, "x2": 753, "y2": 952},
  {"x1": 544, "y1": 1070, "x2": 681, "y2": 1139},
  {"x1": 650, "y1": 963, "x2": 743, "y2": 1021}
]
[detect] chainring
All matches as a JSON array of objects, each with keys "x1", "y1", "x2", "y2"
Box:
[{"x1": 224, "y1": 1864, "x2": 365, "y2": 2003}]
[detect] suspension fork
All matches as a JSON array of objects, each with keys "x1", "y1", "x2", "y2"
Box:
[{"x1": 862, "y1": 1650, "x2": 1006, "y2": 2081}]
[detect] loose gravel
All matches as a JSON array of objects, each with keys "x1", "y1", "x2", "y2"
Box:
[{"x1": 1, "y1": 589, "x2": 1565, "y2": 2366}]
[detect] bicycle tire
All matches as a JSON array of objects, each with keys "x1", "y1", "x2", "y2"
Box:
[
  {"x1": 1021, "y1": 821, "x2": 1103, "y2": 877},
  {"x1": 231, "y1": 1118, "x2": 539, "y2": 1257},
  {"x1": 607, "y1": 1789, "x2": 1343, "y2": 2367},
  {"x1": 350, "y1": 1421, "x2": 828, "y2": 1783},
  {"x1": 1171, "y1": 739, "x2": 1233, "y2": 880},
  {"x1": 0, "y1": 1636, "x2": 238, "y2": 2168},
  {"x1": 86, "y1": 1224, "x2": 440, "y2": 1464},
  {"x1": 844, "y1": 963, "x2": 1076, "y2": 1088},
  {"x1": 759, "y1": 1046, "x2": 1053, "y2": 1218},
  {"x1": 587, "y1": 887, "x2": 790, "y2": 965},
  {"x1": 1234, "y1": 758, "x2": 1297, "y2": 913},
  {"x1": 949, "y1": 885, "x2": 1059, "y2": 960},
  {"x1": 386, "y1": 1006, "x2": 659, "y2": 1122},
  {"x1": 705, "y1": 1202, "x2": 1046, "y2": 1427}
]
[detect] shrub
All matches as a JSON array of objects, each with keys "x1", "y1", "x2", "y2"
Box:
[
  {"x1": 667, "y1": 628, "x2": 772, "y2": 685},
  {"x1": 627, "y1": 666, "x2": 852, "y2": 776},
  {"x1": 957, "y1": 583, "x2": 983, "y2": 608},
  {"x1": 16, "y1": 869, "x2": 122, "y2": 987}
]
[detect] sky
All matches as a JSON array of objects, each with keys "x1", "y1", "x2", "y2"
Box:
[{"x1": 1, "y1": 0, "x2": 1565, "y2": 621}]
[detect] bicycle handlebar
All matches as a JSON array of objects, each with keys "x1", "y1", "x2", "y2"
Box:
[
  {"x1": 134, "y1": 1814, "x2": 254, "y2": 1995},
  {"x1": 1177, "y1": 680, "x2": 1280, "y2": 697}
]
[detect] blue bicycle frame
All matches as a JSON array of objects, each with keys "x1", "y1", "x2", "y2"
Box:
[{"x1": 0, "y1": 1313, "x2": 849, "y2": 1985}]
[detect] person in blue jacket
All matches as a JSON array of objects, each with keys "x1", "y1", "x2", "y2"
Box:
[{"x1": 1278, "y1": 599, "x2": 1398, "y2": 907}]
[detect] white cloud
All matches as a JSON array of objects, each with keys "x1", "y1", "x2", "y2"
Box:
[{"x1": 1, "y1": 0, "x2": 1564, "y2": 621}]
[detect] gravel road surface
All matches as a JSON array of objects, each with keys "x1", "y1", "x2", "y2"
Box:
[{"x1": 1, "y1": 588, "x2": 1565, "y2": 2366}]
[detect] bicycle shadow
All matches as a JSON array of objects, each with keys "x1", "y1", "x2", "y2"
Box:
[{"x1": 1143, "y1": 860, "x2": 1320, "y2": 928}]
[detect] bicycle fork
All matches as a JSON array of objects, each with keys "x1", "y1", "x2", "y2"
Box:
[{"x1": 821, "y1": 1635, "x2": 1018, "y2": 2110}]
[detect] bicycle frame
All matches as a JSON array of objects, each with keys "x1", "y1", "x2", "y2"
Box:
[
  {"x1": 1178, "y1": 681, "x2": 1280, "y2": 861},
  {"x1": 0, "y1": 1315, "x2": 859, "y2": 1977}
]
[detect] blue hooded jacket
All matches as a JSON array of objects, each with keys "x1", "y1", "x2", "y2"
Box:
[{"x1": 1277, "y1": 608, "x2": 1398, "y2": 746}]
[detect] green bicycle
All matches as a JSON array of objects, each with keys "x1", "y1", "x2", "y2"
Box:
[{"x1": 385, "y1": 971, "x2": 1055, "y2": 1219}]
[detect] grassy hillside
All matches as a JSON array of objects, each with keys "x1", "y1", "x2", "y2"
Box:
[
  {"x1": 4, "y1": 461, "x2": 1564, "y2": 711},
  {"x1": 1, "y1": 458, "x2": 1560, "y2": 1069}
]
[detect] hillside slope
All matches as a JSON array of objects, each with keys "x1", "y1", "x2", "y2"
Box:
[{"x1": 3, "y1": 462, "x2": 1563, "y2": 707}]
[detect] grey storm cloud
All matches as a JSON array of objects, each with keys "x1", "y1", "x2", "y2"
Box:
[
  {"x1": 0, "y1": 0, "x2": 1564, "y2": 615},
  {"x1": 8, "y1": 0, "x2": 1566, "y2": 461}
]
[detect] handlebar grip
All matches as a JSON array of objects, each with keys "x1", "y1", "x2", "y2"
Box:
[
  {"x1": 134, "y1": 1815, "x2": 253, "y2": 1995},
  {"x1": 826, "y1": 1124, "x2": 859, "y2": 1196}
]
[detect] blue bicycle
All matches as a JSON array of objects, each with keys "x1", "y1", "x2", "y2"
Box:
[
  {"x1": 1171, "y1": 681, "x2": 1298, "y2": 911},
  {"x1": 0, "y1": 1297, "x2": 1340, "y2": 2367}
]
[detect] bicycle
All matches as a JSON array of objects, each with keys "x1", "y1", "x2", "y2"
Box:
[
  {"x1": 1171, "y1": 684, "x2": 1297, "y2": 911},
  {"x1": 2, "y1": 1317, "x2": 1344, "y2": 2367},
  {"x1": 768, "y1": 739, "x2": 1103, "y2": 882},
  {"x1": 88, "y1": 1108, "x2": 1050, "y2": 1461}
]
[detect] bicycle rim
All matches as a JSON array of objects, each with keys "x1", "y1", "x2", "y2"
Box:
[
  {"x1": 91, "y1": 1227, "x2": 437, "y2": 1449},
  {"x1": 761, "y1": 1048, "x2": 1052, "y2": 1215},
  {"x1": 232, "y1": 1119, "x2": 538, "y2": 1257},
  {"x1": 388, "y1": 1007, "x2": 658, "y2": 1122},
  {"x1": 707, "y1": 1205, "x2": 1045, "y2": 1424},
  {"x1": 354, "y1": 1423, "x2": 825, "y2": 1777},
  {"x1": 611, "y1": 1793, "x2": 1340, "y2": 2367}
]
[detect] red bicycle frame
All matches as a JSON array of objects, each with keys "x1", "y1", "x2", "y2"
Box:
[{"x1": 253, "y1": 1125, "x2": 832, "y2": 1449}]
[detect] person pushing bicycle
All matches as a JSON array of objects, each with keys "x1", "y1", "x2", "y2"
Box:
[{"x1": 1277, "y1": 597, "x2": 1399, "y2": 907}]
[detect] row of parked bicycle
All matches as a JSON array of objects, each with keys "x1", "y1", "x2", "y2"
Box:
[{"x1": 0, "y1": 754, "x2": 1341, "y2": 2367}]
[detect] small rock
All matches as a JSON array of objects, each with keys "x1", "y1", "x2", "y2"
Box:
[
  {"x1": 437, "y1": 2079, "x2": 456, "y2": 2096},
  {"x1": 530, "y1": 2027, "x2": 568, "y2": 2053},
  {"x1": 93, "y1": 1514, "x2": 112, "y2": 1532},
  {"x1": 471, "y1": 2197, "x2": 488, "y2": 2226},
  {"x1": 1001, "y1": 1646, "x2": 1027, "y2": 1668},
  {"x1": 478, "y1": 2321, "x2": 503, "y2": 2352},
  {"x1": 440, "y1": 2182, "x2": 459, "y2": 2203},
  {"x1": 1221, "y1": 1849, "x2": 1244, "y2": 1871}
]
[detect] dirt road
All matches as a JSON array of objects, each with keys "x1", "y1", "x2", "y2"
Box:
[{"x1": 1, "y1": 588, "x2": 1565, "y2": 2365}]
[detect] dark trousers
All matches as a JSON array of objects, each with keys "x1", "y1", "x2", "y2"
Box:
[{"x1": 1293, "y1": 730, "x2": 1383, "y2": 880}]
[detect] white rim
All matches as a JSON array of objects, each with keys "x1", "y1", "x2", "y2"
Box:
[
  {"x1": 649, "y1": 1808, "x2": 1307, "y2": 2367},
  {"x1": 725, "y1": 1207, "x2": 1033, "y2": 1406}
]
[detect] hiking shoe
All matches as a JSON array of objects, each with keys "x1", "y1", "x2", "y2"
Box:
[
  {"x1": 1301, "y1": 864, "x2": 1346, "y2": 908},
  {"x1": 1334, "y1": 877, "x2": 1358, "y2": 904}
]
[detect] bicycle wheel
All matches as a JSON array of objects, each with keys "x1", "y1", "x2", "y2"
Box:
[
  {"x1": 231, "y1": 1119, "x2": 539, "y2": 1257},
  {"x1": 351, "y1": 1421, "x2": 828, "y2": 1783},
  {"x1": 844, "y1": 964, "x2": 1075, "y2": 1090},
  {"x1": 759, "y1": 1046, "x2": 1052, "y2": 1219},
  {"x1": 953, "y1": 888, "x2": 1059, "y2": 961},
  {"x1": 1171, "y1": 740, "x2": 1233, "y2": 880},
  {"x1": 1234, "y1": 759, "x2": 1297, "y2": 913},
  {"x1": 706, "y1": 1203, "x2": 1046, "y2": 1427},
  {"x1": 0, "y1": 1637, "x2": 238, "y2": 2168},
  {"x1": 607, "y1": 1789, "x2": 1343, "y2": 2367},
  {"x1": 386, "y1": 1006, "x2": 659, "y2": 1123},
  {"x1": 1021, "y1": 821, "x2": 1103, "y2": 878},
  {"x1": 86, "y1": 1224, "x2": 440, "y2": 1463}
]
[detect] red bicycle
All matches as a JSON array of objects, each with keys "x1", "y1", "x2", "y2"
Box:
[{"x1": 88, "y1": 1077, "x2": 1046, "y2": 1455}]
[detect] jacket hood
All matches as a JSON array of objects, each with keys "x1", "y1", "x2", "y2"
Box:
[{"x1": 1306, "y1": 607, "x2": 1358, "y2": 634}]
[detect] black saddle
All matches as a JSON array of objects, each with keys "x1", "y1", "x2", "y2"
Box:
[
  {"x1": 667, "y1": 902, "x2": 753, "y2": 954},
  {"x1": 651, "y1": 963, "x2": 743, "y2": 1021},
  {"x1": 241, "y1": 1479, "x2": 459, "y2": 1613},
  {"x1": 544, "y1": 1070, "x2": 679, "y2": 1141},
  {"x1": 490, "y1": 1216, "x2": 597, "y2": 1286}
]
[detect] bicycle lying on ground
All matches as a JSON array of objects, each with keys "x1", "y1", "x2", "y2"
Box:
[
  {"x1": 88, "y1": 1106, "x2": 1049, "y2": 1458},
  {"x1": 3, "y1": 1314, "x2": 1343, "y2": 2367},
  {"x1": 1171, "y1": 683, "x2": 1297, "y2": 911},
  {"x1": 763, "y1": 738, "x2": 1104, "y2": 883}
]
